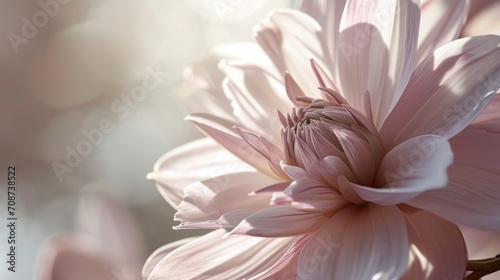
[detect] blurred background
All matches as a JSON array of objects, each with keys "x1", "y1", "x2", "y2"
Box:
[
  {"x1": 0, "y1": 0, "x2": 499, "y2": 279},
  {"x1": 0, "y1": 1, "x2": 290, "y2": 279}
]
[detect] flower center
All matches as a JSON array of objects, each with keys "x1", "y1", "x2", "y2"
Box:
[{"x1": 281, "y1": 99, "x2": 385, "y2": 187}]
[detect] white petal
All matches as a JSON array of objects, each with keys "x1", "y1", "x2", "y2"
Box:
[
  {"x1": 147, "y1": 137, "x2": 254, "y2": 209},
  {"x1": 338, "y1": 0, "x2": 420, "y2": 127},
  {"x1": 416, "y1": 0, "x2": 469, "y2": 65},
  {"x1": 299, "y1": 0, "x2": 348, "y2": 86},
  {"x1": 177, "y1": 42, "x2": 274, "y2": 118},
  {"x1": 255, "y1": 10, "x2": 328, "y2": 97},
  {"x1": 174, "y1": 171, "x2": 277, "y2": 224},
  {"x1": 142, "y1": 237, "x2": 197, "y2": 280},
  {"x1": 220, "y1": 60, "x2": 291, "y2": 142}
]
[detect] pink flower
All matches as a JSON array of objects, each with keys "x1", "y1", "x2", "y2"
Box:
[{"x1": 146, "y1": 0, "x2": 500, "y2": 279}]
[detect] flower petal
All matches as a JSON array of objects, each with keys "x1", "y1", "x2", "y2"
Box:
[
  {"x1": 272, "y1": 178, "x2": 348, "y2": 211},
  {"x1": 473, "y1": 93, "x2": 500, "y2": 124},
  {"x1": 350, "y1": 135, "x2": 453, "y2": 206},
  {"x1": 229, "y1": 206, "x2": 328, "y2": 237},
  {"x1": 255, "y1": 10, "x2": 328, "y2": 96},
  {"x1": 177, "y1": 42, "x2": 271, "y2": 118},
  {"x1": 234, "y1": 126, "x2": 286, "y2": 177},
  {"x1": 400, "y1": 211, "x2": 466, "y2": 280},
  {"x1": 174, "y1": 171, "x2": 277, "y2": 224},
  {"x1": 142, "y1": 237, "x2": 197, "y2": 280},
  {"x1": 147, "y1": 230, "x2": 299, "y2": 280},
  {"x1": 187, "y1": 113, "x2": 282, "y2": 179},
  {"x1": 334, "y1": 129, "x2": 377, "y2": 185},
  {"x1": 381, "y1": 35, "x2": 500, "y2": 149},
  {"x1": 220, "y1": 60, "x2": 291, "y2": 141},
  {"x1": 416, "y1": 0, "x2": 469, "y2": 65},
  {"x1": 337, "y1": 0, "x2": 420, "y2": 127},
  {"x1": 299, "y1": 0, "x2": 348, "y2": 87},
  {"x1": 298, "y1": 205, "x2": 409, "y2": 279},
  {"x1": 408, "y1": 122, "x2": 500, "y2": 229},
  {"x1": 147, "y1": 137, "x2": 253, "y2": 209}
]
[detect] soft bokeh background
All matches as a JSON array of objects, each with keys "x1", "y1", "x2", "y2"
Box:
[
  {"x1": 1, "y1": 0, "x2": 499, "y2": 279},
  {"x1": 0, "y1": 1, "x2": 290, "y2": 279}
]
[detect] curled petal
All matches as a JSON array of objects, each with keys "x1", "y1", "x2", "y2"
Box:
[{"x1": 350, "y1": 134, "x2": 453, "y2": 206}]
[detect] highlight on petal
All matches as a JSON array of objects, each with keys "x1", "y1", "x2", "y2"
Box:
[
  {"x1": 147, "y1": 230, "x2": 299, "y2": 280},
  {"x1": 381, "y1": 35, "x2": 500, "y2": 149},
  {"x1": 255, "y1": 9, "x2": 328, "y2": 96},
  {"x1": 400, "y1": 211, "x2": 466, "y2": 280},
  {"x1": 142, "y1": 237, "x2": 197, "y2": 280},
  {"x1": 220, "y1": 59, "x2": 291, "y2": 140},
  {"x1": 349, "y1": 134, "x2": 453, "y2": 206},
  {"x1": 416, "y1": 0, "x2": 469, "y2": 65},
  {"x1": 177, "y1": 42, "x2": 272, "y2": 118},
  {"x1": 298, "y1": 0, "x2": 347, "y2": 86},
  {"x1": 174, "y1": 171, "x2": 277, "y2": 224},
  {"x1": 337, "y1": 0, "x2": 420, "y2": 127},
  {"x1": 298, "y1": 205, "x2": 409, "y2": 279},
  {"x1": 147, "y1": 137, "x2": 253, "y2": 209}
]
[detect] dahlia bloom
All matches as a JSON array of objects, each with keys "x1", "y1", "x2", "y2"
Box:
[{"x1": 146, "y1": 0, "x2": 500, "y2": 279}]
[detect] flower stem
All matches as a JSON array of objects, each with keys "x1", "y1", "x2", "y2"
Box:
[{"x1": 465, "y1": 254, "x2": 500, "y2": 280}]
